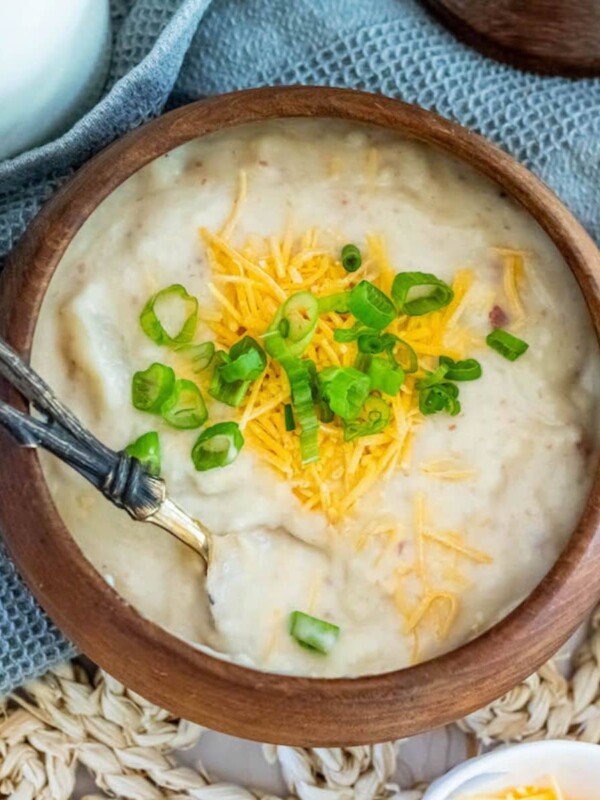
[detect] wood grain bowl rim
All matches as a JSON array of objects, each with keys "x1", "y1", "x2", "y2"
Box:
[{"x1": 1, "y1": 86, "x2": 600, "y2": 747}]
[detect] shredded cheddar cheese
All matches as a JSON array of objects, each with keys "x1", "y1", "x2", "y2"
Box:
[
  {"x1": 420, "y1": 457, "x2": 478, "y2": 481},
  {"x1": 423, "y1": 529, "x2": 493, "y2": 565},
  {"x1": 219, "y1": 169, "x2": 247, "y2": 240},
  {"x1": 198, "y1": 183, "x2": 500, "y2": 653},
  {"x1": 464, "y1": 785, "x2": 563, "y2": 800},
  {"x1": 200, "y1": 225, "x2": 479, "y2": 523},
  {"x1": 391, "y1": 493, "x2": 491, "y2": 661},
  {"x1": 501, "y1": 250, "x2": 526, "y2": 325}
]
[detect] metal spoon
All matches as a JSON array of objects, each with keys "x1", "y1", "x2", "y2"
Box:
[{"x1": 0, "y1": 337, "x2": 212, "y2": 563}]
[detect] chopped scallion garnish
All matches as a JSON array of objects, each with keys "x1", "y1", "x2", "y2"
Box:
[
  {"x1": 348, "y1": 280, "x2": 396, "y2": 330},
  {"x1": 353, "y1": 351, "x2": 373, "y2": 373},
  {"x1": 486, "y1": 329, "x2": 529, "y2": 361},
  {"x1": 416, "y1": 363, "x2": 450, "y2": 390},
  {"x1": 286, "y1": 357, "x2": 320, "y2": 463},
  {"x1": 289, "y1": 610, "x2": 340, "y2": 654},
  {"x1": 333, "y1": 322, "x2": 375, "y2": 343},
  {"x1": 340, "y1": 244, "x2": 362, "y2": 273},
  {"x1": 367, "y1": 357, "x2": 405, "y2": 395},
  {"x1": 124, "y1": 431, "x2": 161, "y2": 477},
  {"x1": 278, "y1": 318, "x2": 290, "y2": 337},
  {"x1": 220, "y1": 336, "x2": 267, "y2": 383},
  {"x1": 161, "y1": 379, "x2": 208, "y2": 429},
  {"x1": 139, "y1": 284, "x2": 198, "y2": 347},
  {"x1": 284, "y1": 403, "x2": 296, "y2": 431},
  {"x1": 262, "y1": 310, "x2": 321, "y2": 462},
  {"x1": 191, "y1": 421, "x2": 244, "y2": 471},
  {"x1": 418, "y1": 382, "x2": 461, "y2": 417},
  {"x1": 439, "y1": 355, "x2": 482, "y2": 381},
  {"x1": 132, "y1": 363, "x2": 176, "y2": 413},
  {"x1": 318, "y1": 366, "x2": 371, "y2": 421},
  {"x1": 392, "y1": 272, "x2": 454, "y2": 316},
  {"x1": 209, "y1": 351, "x2": 251, "y2": 407},
  {"x1": 176, "y1": 341, "x2": 215, "y2": 373},
  {"x1": 343, "y1": 395, "x2": 391, "y2": 441},
  {"x1": 357, "y1": 332, "x2": 387, "y2": 354},
  {"x1": 281, "y1": 291, "x2": 319, "y2": 344},
  {"x1": 387, "y1": 336, "x2": 418, "y2": 373},
  {"x1": 318, "y1": 292, "x2": 351, "y2": 314}
]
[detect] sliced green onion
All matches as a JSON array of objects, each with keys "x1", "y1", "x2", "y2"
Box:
[
  {"x1": 191, "y1": 421, "x2": 244, "y2": 471},
  {"x1": 161, "y1": 379, "x2": 208, "y2": 429},
  {"x1": 388, "y1": 337, "x2": 418, "y2": 373},
  {"x1": 357, "y1": 332, "x2": 386, "y2": 354},
  {"x1": 353, "y1": 352, "x2": 373, "y2": 373},
  {"x1": 132, "y1": 363, "x2": 176, "y2": 413},
  {"x1": 419, "y1": 382, "x2": 461, "y2": 417},
  {"x1": 367, "y1": 357, "x2": 405, "y2": 395},
  {"x1": 263, "y1": 317, "x2": 290, "y2": 360},
  {"x1": 318, "y1": 292, "x2": 351, "y2": 314},
  {"x1": 281, "y1": 291, "x2": 319, "y2": 344},
  {"x1": 262, "y1": 313, "x2": 320, "y2": 462},
  {"x1": 265, "y1": 308, "x2": 313, "y2": 358},
  {"x1": 416, "y1": 363, "x2": 450, "y2": 390},
  {"x1": 439, "y1": 355, "x2": 482, "y2": 381},
  {"x1": 175, "y1": 341, "x2": 215, "y2": 373},
  {"x1": 317, "y1": 402, "x2": 334, "y2": 423},
  {"x1": 348, "y1": 280, "x2": 396, "y2": 330},
  {"x1": 378, "y1": 332, "x2": 399, "y2": 351},
  {"x1": 286, "y1": 357, "x2": 320, "y2": 463},
  {"x1": 289, "y1": 610, "x2": 340, "y2": 654},
  {"x1": 340, "y1": 244, "x2": 362, "y2": 273},
  {"x1": 209, "y1": 351, "x2": 251, "y2": 407},
  {"x1": 284, "y1": 403, "x2": 296, "y2": 431},
  {"x1": 333, "y1": 322, "x2": 375, "y2": 343},
  {"x1": 125, "y1": 431, "x2": 161, "y2": 477},
  {"x1": 358, "y1": 331, "x2": 416, "y2": 370},
  {"x1": 486, "y1": 329, "x2": 529, "y2": 361},
  {"x1": 306, "y1": 361, "x2": 335, "y2": 423},
  {"x1": 140, "y1": 284, "x2": 198, "y2": 347},
  {"x1": 220, "y1": 336, "x2": 266, "y2": 382},
  {"x1": 343, "y1": 395, "x2": 391, "y2": 441},
  {"x1": 392, "y1": 272, "x2": 454, "y2": 316},
  {"x1": 318, "y1": 366, "x2": 371, "y2": 421}
]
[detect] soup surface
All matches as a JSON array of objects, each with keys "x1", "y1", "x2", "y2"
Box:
[{"x1": 32, "y1": 118, "x2": 600, "y2": 677}]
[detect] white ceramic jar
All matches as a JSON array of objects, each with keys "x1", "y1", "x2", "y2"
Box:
[
  {"x1": 0, "y1": 0, "x2": 111, "y2": 161},
  {"x1": 424, "y1": 741, "x2": 600, "y2": 799}
]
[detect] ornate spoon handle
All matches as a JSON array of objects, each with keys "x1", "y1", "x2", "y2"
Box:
[{"x1": 0, "y1": 338, "x2": 211, "y2": 563}]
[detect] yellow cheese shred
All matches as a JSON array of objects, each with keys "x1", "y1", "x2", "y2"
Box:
[
  {"x1": 502, "y1": 250, "x2": 526, "y2": 323},
  {"x1": 465, "y1": 785, "x2": 562, "y2": 800},
  {"x1": 404, "y1": 590, "x2": 458, "y2": 640},
  {"x1": 423, "y1": 529, "x2": 493, "y2": 565},
  {"x1": 201, "y1": 223, "x2": 472, "y2": 523},
  {"x1": 420, "y1": 457, "x2": 478, "y2": 481},
  {"x1": 219, "y1": 170, "x2": 248, "y2": 240},
  {"x1": 200, "y1": 198, "x2": 496, "y2": 649}
]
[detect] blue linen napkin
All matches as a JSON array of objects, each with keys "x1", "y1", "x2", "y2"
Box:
[{"x1": 1, "y1": 0, "x2": 599, "y2": 696}]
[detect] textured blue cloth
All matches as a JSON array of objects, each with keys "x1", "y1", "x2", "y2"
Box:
[{"x1": 1, "y1": 0, "x2": 600, "y2": 696}]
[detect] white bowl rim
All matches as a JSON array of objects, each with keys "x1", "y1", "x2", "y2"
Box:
[{"x1": 424, "y1": 739, "x2": 600, "y2": 799}]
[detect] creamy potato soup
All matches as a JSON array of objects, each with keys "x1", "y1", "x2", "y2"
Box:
[{"x1": 33, "y1": 119, "x2": 600, "y2": 677}]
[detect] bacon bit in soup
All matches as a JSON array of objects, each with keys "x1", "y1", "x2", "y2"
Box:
[{"x1": 489, "y1": 304, "x2": 508, "y2": 328}]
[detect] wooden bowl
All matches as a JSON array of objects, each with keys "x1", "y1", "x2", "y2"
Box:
[{"x1": 1, "y1": 86, "x2": 600, "y2": 747}]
